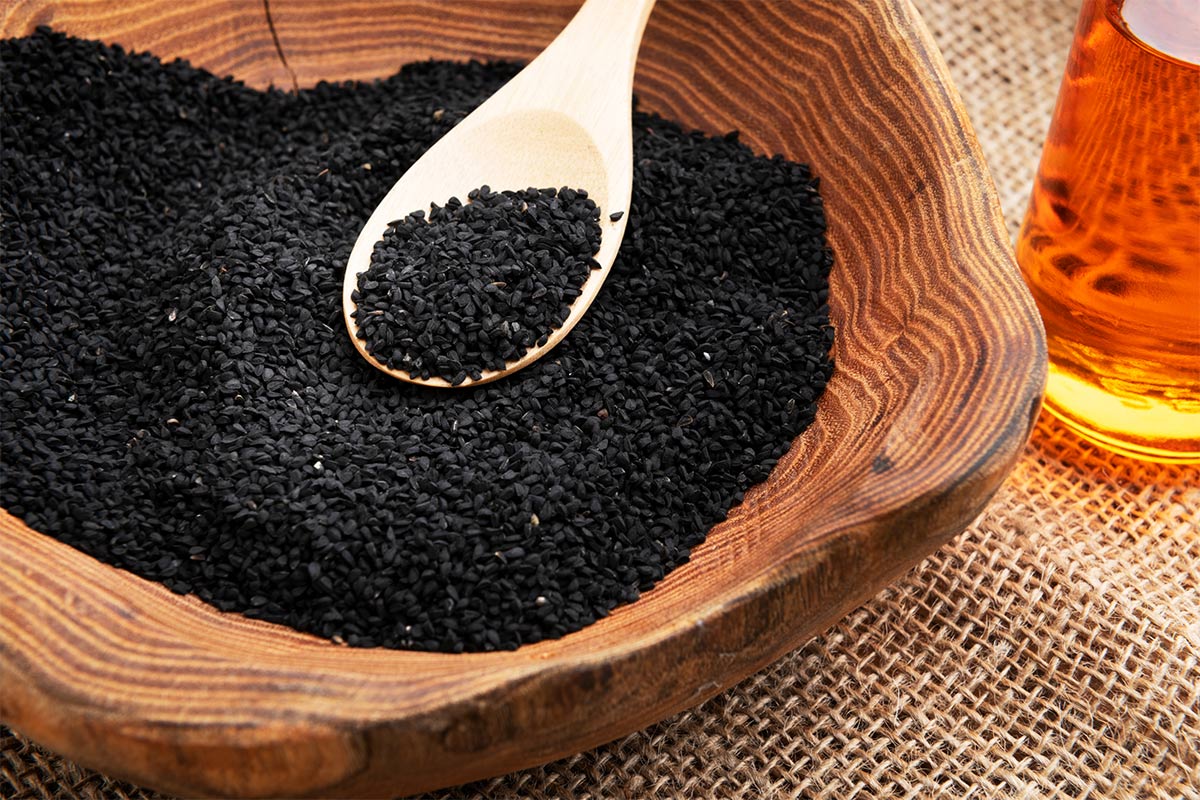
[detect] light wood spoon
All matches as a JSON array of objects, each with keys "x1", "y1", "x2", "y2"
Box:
[{"x1": 342, "y1": 0, "x2": 657, "y2": 388}]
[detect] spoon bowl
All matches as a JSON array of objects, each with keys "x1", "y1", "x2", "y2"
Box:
[{"x1": 342, "y1": 0, "x2": 654, "y2": 387}]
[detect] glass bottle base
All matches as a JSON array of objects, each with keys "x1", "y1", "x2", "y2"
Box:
[{"x1": 1043, "y1": 363, "x2": 1200, "y2": 464}]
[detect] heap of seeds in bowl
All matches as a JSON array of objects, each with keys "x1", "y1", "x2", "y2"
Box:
[
  {"x1": 351, "y1": 185, "x2": 603, "y2": 384},
  {"x1": 0, "y1": 28, "x2": 834, "y2": 653}
]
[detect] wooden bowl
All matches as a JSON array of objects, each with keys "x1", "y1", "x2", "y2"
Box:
[{"x1": 0, "y1": 1, "x2": 1046, "y2": 797}]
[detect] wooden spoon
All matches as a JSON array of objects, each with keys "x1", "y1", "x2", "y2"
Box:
[{"x1": 342, "y1": 0, "x2": 657, "y2": 388}]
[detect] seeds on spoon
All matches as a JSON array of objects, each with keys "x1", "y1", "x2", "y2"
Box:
[{"x1": 351, "y1": 186, "x2": 602, "y2": 385}]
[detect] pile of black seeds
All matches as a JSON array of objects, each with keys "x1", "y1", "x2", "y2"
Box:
[
  {"x1": 0, "y1": 28, "x2": 834, "y2": 653},
  {"x1": 352, "y1": 185, "x2": 602, "y2": 384}
]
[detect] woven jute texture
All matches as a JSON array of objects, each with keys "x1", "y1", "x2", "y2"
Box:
[{"x1": 3, "y1": 0, "x2": 1198, "y2": 797}]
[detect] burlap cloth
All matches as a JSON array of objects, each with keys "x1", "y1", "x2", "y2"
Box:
[{"x1": 3, "y1": 0, "x2": 1198, "y2": 797}]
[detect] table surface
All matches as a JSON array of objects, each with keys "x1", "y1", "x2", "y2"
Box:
[{"x1": 3, "y1": 0, "x2": 1197, "y2": 798}]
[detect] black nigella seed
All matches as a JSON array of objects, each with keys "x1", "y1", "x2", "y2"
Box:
[
  {"x1": 352, "y1": 186, "x2": 602, "y2": 383},
  {"x1": 609, "y1": 211, "x2": 624, "y2": 222},
  {"x1": 0, "y1": 27, "x2": 835, "y2": 654}
]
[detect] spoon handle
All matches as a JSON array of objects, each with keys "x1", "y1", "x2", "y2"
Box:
[{"x1": 509, "y1": 0, "x2": 657, "y2": 122}]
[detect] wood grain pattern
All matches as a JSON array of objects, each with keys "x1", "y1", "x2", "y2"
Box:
[
  {"x1": 0, "y1": 0, "x2": 291, "y2": 88},
  {"x1": 0, "y1": 1, "x2": 1047, "y2": 797}
]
